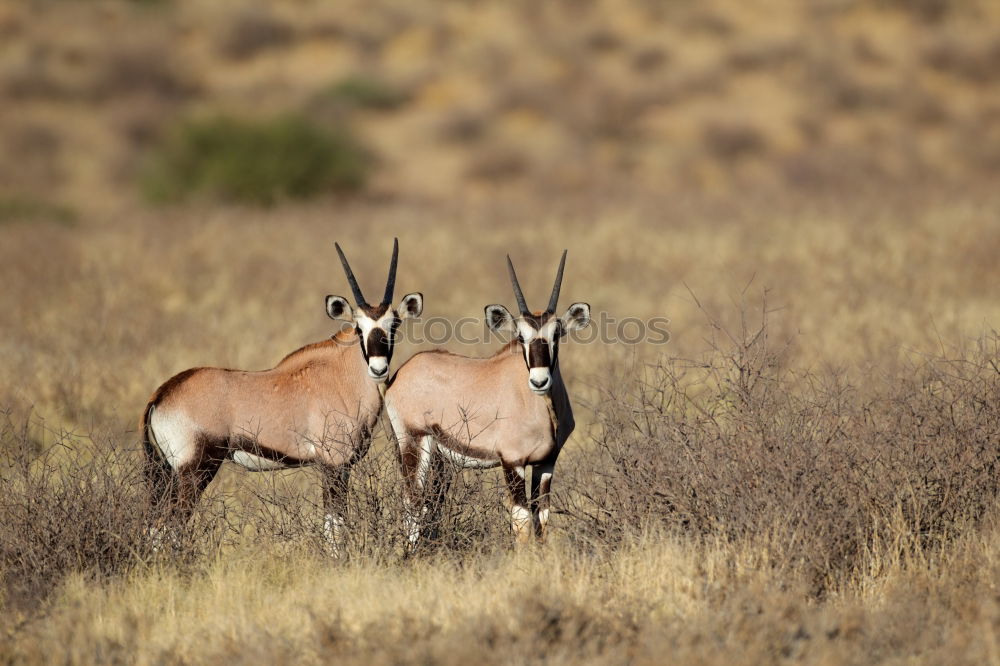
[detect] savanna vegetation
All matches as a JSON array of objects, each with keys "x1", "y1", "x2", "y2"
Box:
[{"x1": 1, "y1": 0, "x2": 999, "y2": 663}]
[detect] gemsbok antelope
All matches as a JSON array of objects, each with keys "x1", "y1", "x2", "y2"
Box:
[
  {"x1": 141, "y1": 239, "x2": 423, "y2": 547},
  {"x1": 385, "y1": 251, "x2": 590, "y2": 545}
]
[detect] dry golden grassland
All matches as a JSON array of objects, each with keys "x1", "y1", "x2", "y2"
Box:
[
  {"x1": 2, "y1": 188, "x2": 1000, "y2": 664},
  {"x1": 2, "y1": 0, "x2": 1000, "y2": 663}
]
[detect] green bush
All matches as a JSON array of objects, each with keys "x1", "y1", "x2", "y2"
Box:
[{"x1": 141, "y1": 115, "x2": 371, "y2": 205}]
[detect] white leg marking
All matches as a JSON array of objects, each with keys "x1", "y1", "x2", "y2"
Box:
[
  {"x1": 145, "y1": 524, "x2": 179, "y2": 553},
  {"x1": 511, "y1": 504, "x2": 532, "y2": 535},
  {"x1": 385, "y1": 401, "x2": 406, "y2": 449},
  {"x1": 405, "y1": 513, "x2": 421, "y2": 545},
  {"x1": 323, "y1": 513, "x2": 346, "y2": 554},
  {"x1": 416, "y1": 436, "x2": 434, "y2": 490},
  {"x1": 406, "y1": 437, "x2": 435, "y2": 545},
  {"x1": 538, "y1": 471, "x2": 553, "y2": 531},
  {"x1": 231, "y1": 451, "x2": 289, "y2": 471},
  {"x1": 148, "y1": 405, "x2": 197, "y2": 469},
  {"x1": 437, "y1": 444, "x2": 501, "y2": 469}
]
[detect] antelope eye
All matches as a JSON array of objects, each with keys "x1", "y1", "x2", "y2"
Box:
[{"x1": 516, "y1": 334, "x2": 524, "y2": 343}]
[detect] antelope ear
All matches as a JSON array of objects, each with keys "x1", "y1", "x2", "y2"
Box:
[
  {"x1": 326, "y1": 295, "x2": 354, "y2": 322},
  {"x1": 399, "y1": 292, "x2": 423, "y2": 319},
  {"x1": 560, "y1": 302, "x2": 591, "y2": 335},
  {"x1": 485, "y1": 304, "x2": 517, "y2": 333}
]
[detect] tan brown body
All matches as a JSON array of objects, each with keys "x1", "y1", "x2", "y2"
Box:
[
  {"x1": 141, "y1": 330, "x2": 381, "y2": 540},
  {"x1": 385, "y1": 340, "x2": 578, "y2": 546},
  {"x1": 385, "y1": 250, "x2": 589, "y2": 546},
  {"x1": 139, "y1": 238, "x2": 422, "y2": 550},
  {"x1": 385, "y1": 341, "x2": 574, "y2": 467},
  {"x1": 145, "y1": 331, "x2": 379, "y2": 472}
]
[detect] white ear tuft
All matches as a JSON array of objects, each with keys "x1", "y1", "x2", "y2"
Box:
[
  {"x1": 326, "y1": 295, "x2": 353, "y2": 322},
  {"x1": 399, "y1": 292, "x2": 423, "y2": 319},
  {"x1": 560, "y1": 302, "x2": 591, "y2": 334}
]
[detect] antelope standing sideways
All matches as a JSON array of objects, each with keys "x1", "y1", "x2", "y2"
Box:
[
  {"x1": 141, "y1": 239, "x2": 422, "y2": 544},
  {"x1": 385, "y1": 251, "x2": 590, "y2": 544}
]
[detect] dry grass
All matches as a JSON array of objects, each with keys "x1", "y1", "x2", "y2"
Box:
[
  {"x1": 5, "y1": 500, "x2": 1000, "y2": 664},
  {"x1": 3, "y1": 0, "x2": 1000, "y2": 662},
  {"x1": 1, "y1": 185, "x2": 999, "y2": 662}
]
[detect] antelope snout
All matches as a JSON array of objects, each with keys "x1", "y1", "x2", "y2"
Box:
[
  {"x1": 528, "y1": 368, "x2": 552, "y2": 394},
  {"x1": 368, "y1": 357, "x2": 389, "y2": 381}
]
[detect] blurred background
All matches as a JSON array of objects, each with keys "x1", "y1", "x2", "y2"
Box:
[
  {"x1": 2, "y1": 0, "x2": 1000, "y2": 208},
  {"x1": 5, "y1": 4, "x2": 1000, "y2": 657},
  {"x1": 1, "y1": 0, "x2": 999, "y2": 428}
]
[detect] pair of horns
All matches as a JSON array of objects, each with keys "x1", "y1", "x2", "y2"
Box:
[
  {"x1": 335, "y1": 238, "x2": 398, "y2": 307},
  {"x1": 506, "y1": 250, "x2": 567, "y2": 316}
]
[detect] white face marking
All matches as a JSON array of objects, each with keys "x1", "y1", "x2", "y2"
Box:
[
  {"x1": 516, "y1": 320, "x2": 537, "y2": 343},
  {"x1": 528, "y1": 367, "x2": 552, "y2": 393},
  {"x1": 517, "y1": 317, "x2": 559, "y2": 394},
  {"x1": 148, "y1": 405, "x2": 197, "y2": 469},
  {"x1": 368, "y1": 356, "x2": 389, "y2": 377},
  {"x1": 357, "y1": 310, "x2": 398, "y2": 380},
  {"x1": 231, "y1": 450, "x2": 289, "y2": 471}
]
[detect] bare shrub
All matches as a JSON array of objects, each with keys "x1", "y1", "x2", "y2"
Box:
[
  {"x1": 239, "y1": 439, "x2": 511, "y2": 562},
  {"x1": 702, "y1": 121, "x2": 767, "y2": 159},
  {"x1": 923, "y1": 37, "x2": 1000, "y2": 85},
  {"x1": 436, "y1": 110, "x2": 488, "y2": 144},
  {"x1": 0, "y1": 410, "x2": 149, "y2": 608},
  {"x1": 0, "y1": 403, "x2": 515, "y2": 612},
  {"x1": 464, "y1": 146, "x2": 529, "y2": 182},
  {"x1": 562, "y1": 294, "x2": 1000, "y2": 592},
  {"x1": 94, "y1": 40, "x2": 198, "y2": 102},
  {"x1": 630, "y1": 46, "x2": 670, "y2": 73},
  {"x1": 217, "y1": 8, "x2": 295, "y2": 60}
]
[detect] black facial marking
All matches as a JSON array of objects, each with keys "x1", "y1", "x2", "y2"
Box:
[
  {"x1": 527, "y1": 338, "x2": 551, "y2": 369},
  {"x1": 367, "y1": 327, "x2": 391, "y2": 361},
  {"x1": 516, "y1": 312, "x2": 562, "y2": 372},
  {"x1": 356, "y1": 326, "x2": 369, "y2": 363},
  {"x1": 359, "y1": 303, "x2": 391, "y2": 319}
]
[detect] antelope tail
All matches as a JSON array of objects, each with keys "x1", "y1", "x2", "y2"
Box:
[{"x1": 140, "y1": 401, "x2": 173, "y2": 485}]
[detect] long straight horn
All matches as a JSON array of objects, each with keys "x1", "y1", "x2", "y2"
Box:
[
  {"x1": 545, "y1": 250, "x2": 568, "y2": 314},
  {"x1": 335, "y1": 242, "x2": 367, "y2": 306},
  {"x1": 381, "y1": 237, "x2": 398, "y2": 305},
  {"x1": 506, "y1": 254, "x2": 530, "y2": 315}
]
